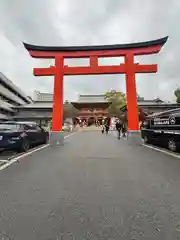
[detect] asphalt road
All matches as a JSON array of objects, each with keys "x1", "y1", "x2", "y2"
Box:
[{"x1": 1, "y1": 131, "x2": 180, "y2": 239}]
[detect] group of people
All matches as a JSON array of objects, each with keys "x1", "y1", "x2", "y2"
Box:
[{"x1": 101, "y1": 119, "x2": 127, "y2": 139}]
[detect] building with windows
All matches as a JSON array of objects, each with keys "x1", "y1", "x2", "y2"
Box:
[
  {"x1": 13, "y1": 91, "x2": 53, "y2": 126},
  {"x1": 13, "y1": 92, "x2": 111, "y2": 126},
  {"x1": 0, "y1": 72, "x2": 32, "y2": 120},
  {"x1": 33, "y1": 91, "x2": 53, "y2": 102},
  {"x1": 120, "y1": 97, "x2": 180, "y2": 114},
  {"x1": 13, "y1": 91, "x2": 180, "y2": 126}
]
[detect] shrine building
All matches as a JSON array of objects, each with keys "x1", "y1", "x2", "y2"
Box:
[{"x1": 71, "y1": 94, "x2": 111, "y2": 125}]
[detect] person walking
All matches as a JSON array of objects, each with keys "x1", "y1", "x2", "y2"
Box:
[
  {"x1": 116, "y1": 119, "x2": 122, "y2": 139},
  {"x1": 122, "y1": 122, "x2": 127, "y2": 137},
  {"x1": 101, "y1": 124, "x2": 105, "y2": 134},
  {"x1": 105, "y1": 123, "x2": 110, "y2": 135}
]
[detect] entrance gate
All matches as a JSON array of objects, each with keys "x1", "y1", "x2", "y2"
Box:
[{"x1": 23, "y1": 36, "x2": 168, "y2": 143}]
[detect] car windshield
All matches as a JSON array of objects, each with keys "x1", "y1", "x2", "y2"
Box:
[{"x1": 0, "y1": 123, "x2": 20, "y2": 131}]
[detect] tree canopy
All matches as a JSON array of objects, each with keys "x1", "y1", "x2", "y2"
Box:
[
  {"x1": 104, "y1": 90, "x2": 148, "y2": 122},
  {"x1": 174, "y1": 87, "x2": 180, "y2": 103},
  {"x1": 63, "y1": 101, "x2": 79, "y2": 120},
  {"x1": 104, "y1": 90, "x2": 126, "y2": 117}
]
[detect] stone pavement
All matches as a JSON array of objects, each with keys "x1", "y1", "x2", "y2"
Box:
[{"x1": 1, "y1": 131, "x2": 180, "y2": 239}]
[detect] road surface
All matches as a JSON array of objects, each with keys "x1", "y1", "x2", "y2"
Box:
[{"x1": 1, "y1": 131, "x2": 180, "y2": 239}]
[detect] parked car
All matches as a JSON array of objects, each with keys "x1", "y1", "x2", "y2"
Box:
[
  {"x1": 141, "y1": 108, "x2": 180, "y2": 152},
  {"x1": 0, "y1": 121, "x2": 49, "y2": 152},
  {"x1": 62, "y1": 122, "x2": 73, "y2": 132}
]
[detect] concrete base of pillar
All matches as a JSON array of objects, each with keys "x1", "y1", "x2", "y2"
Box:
[
  {"x1": 49, "y1": 131, "x2": 64, "y2": 146},
  {"x1": 127, "y1": 130, "x2": 142, "y2": 146}
]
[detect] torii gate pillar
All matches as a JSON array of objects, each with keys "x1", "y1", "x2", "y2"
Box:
[{"x1": 23, "y1": 36, "x2": 168, "y2": 146}]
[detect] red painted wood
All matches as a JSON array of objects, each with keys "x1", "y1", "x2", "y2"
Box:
[
  {"x1": 134, "y1": 64, "x2": 157, "y2": 73},
  {"x1": 52, "y1": 56, "x2": 64, "y2": 131},
  {"x1": 90, "y1": 56, "x2": 98, "y2": 69},
  {"x1": 63, "y1": 63, "x2": 157, "y2": 76},
  {"x1": 33, "y1": 63, "x2": 157, "y2": 76},
  {"x1": 64, "y1": 64, "x2": 126, "y2": 75},
  {"x1": 34, "y1": 66, "x2": 55, "y2": 76},
  {"x1": 125, "y1": 53, "x2": 139, "y2": 131}
]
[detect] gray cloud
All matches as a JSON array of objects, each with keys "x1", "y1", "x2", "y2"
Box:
[{"x1": 0, "y1": 0, "x2": 179, "y2": 101}]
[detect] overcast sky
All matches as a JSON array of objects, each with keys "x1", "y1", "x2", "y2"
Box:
[{"x1": 0, "y1": 0, "x2": 179, "y2": 101}]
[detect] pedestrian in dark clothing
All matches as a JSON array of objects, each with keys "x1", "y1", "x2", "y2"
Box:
[
  {"x1": 122, "y1": 123, "x2": 126, "y2": 137},
  {"x1": 116, "y1": 120, "x2": 122, "y2": 139},
  {"x1": 101, "y1": 124, "x2": 105, "y2": 134},
  {"x1": 105, "y1": 124, "x2": 109, "y2": 134}
]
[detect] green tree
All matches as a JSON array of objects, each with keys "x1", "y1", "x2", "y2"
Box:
[
  {"x1": 174, "y1": 87, "x2": 180, "y2": 103},
  {"x1": 63, "y1": 102, "x2": 79, "y2": 120},
  {"x1": 104, "y1": 90, "x2": 126, "y2": 117},
  {"x1": 119, "y1": 93, "x2": 146, "y2": 122}
]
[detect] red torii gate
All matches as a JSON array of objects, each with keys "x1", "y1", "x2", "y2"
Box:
[{"x1": 23, "y1": 36, "x2": 168, "y2": 143}]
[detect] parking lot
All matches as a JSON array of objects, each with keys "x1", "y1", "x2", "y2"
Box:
[
  {"x1": 0, "y1": 150, "x2": 20, "y2": 161},
  {"x1": 0, "y1": 144, "x2": 47, "y2": 167},
  {"x1": 0, "y1": 131, "x2": 71, "y2": 167}
]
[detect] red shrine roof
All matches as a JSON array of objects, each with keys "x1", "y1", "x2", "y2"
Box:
[
  {"x1": 23, "y1": 37, "x2": 168, "y2": 52},
  {"x1": 71, "y1": 94, "x2": 111, "y2": 110}
]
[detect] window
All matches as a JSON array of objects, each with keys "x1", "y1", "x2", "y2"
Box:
[
  {"x1": 0, "y1": 79, "x2": 28, "y2": 104},
  {"x1": 36, "y1": 126, "x2": 42, "y2": 132},
  {"x1": 0, "y1": 108, "x2": 10, "y2": 115},
  {"x1": 0, "y1": 123, "x2": 20, "y2": 131},
  {"x1": 0, "y1": 93, "x2": 20, "y2": 106},
  {"x1": 19, "y1": 124, "x2": 25, "y2": 131},
  {"x1": 23, "y1": 125, "x2": 31, "y2": 130},
  {"x1": 24, "y1": 124, "x2": 37, "y2": 130}
]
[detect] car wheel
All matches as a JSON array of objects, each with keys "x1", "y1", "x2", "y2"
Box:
[
  {"x1": 168, "y1": 139, "x2": 177, "y2": 152},
  {"x1": 19, "y1": 139, "x2": 30, "y2": 152}
]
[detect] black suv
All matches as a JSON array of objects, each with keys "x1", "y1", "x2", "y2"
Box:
[
  {"x1": 0, "y1": 121, "x2": 49, "y2": 152},
  {"x1": 141, "y1": 108, "x2": 180, "y2": 152}
]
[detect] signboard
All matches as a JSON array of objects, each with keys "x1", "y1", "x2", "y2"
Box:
[{"x1": 153, "y1": 116, "x2": 176, "y2": 126}]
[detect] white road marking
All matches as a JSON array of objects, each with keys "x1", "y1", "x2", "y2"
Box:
[
  {"x1": 0, "y1": 132, "x2": 76, "y2": 171},
  {"x1": 65, "y1": 131, "x2": 76, "y2": 139},
  {"x1": 0, "y1": 144, "x2": 49, "y2": 171},
  {"x1": 143, "y1": 143, "x2": 180, "y2": 159},
  {"x1": 111, "y1": 129, "x2": 180, "y2": 158},
  {"x1": 0, "y1": 160, "x2": 9, "y2": 163}
]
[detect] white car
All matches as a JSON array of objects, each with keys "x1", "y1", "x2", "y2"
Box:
[{"x1": 62, "y1": 123, "x2": 73, "y2": 132}]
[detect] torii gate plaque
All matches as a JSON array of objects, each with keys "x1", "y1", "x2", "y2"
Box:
[{"x1": 23, "y1": 36, "x2": 168, "y2": 145}]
